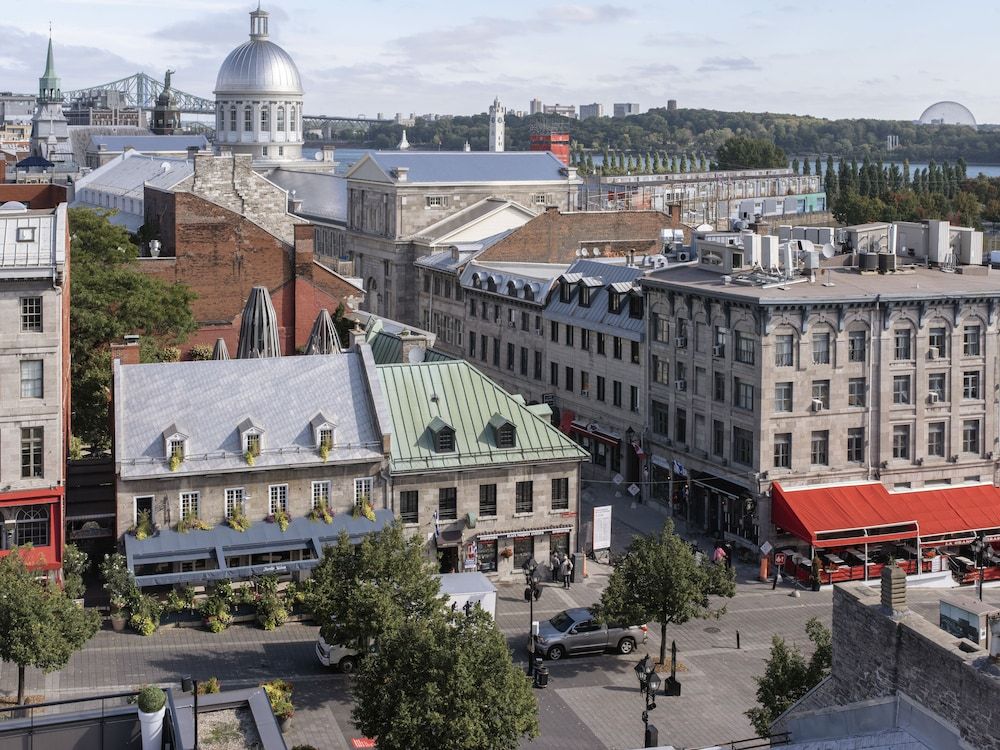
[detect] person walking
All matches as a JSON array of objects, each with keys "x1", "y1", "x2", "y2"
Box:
[
  {"x1": 550, "y1": 551, "x2": 560, "y2": 582},
  {"x1": 561, "y1": 555, "x2": 574, "y2": 589}
]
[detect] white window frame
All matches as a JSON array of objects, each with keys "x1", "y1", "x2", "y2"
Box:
[
  {"x1": 225, "y1": 488, "x2": 246, "y2": 518},
  {"x1": 268, "y1": 484, "x2": 288, "y2": 515},
  {"x1": 244, "y1": 431, "x2": 262, "y2": 456},
  {"x1": 354, "y1": 477, "x2": 373, "y2": 505},
  {"x1": 311, "y1": 481, "x2": 331, "y2": 509},
  {"x1": 20, "y1": 359, "x2": 43, "y2": 398},
  {"x1": 180, "y1": 491, "x2": 200, "y2": 520},
  {"x1": 167, "y1": 436, "x2": 186, "y2": 460}
]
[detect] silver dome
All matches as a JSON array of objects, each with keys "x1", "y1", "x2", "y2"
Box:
[{"x1": 214, "y1": 9, "x2": 303, "y2": 96}]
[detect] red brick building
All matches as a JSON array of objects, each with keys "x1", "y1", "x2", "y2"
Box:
[{"x1": 140, "y1": 154, "x2": 363, "y2": 355}]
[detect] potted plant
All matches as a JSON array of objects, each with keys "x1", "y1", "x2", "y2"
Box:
[
  {"x1": 252, "y1": 575, "x2": 289, "y2": 630},
  {"x1": 227, "y1": 509, "x2": 251, "y2": 532},
  {"x1": 197, "y1": 676, "x2": 221, "y2": 695},
  {"x1": 101, "y1": 553, "x2": 139, "y2": 632},
  {"x1": 261, "y1": 679, "x2": 294, "y2": 732},
  {"x1": 307, "y1": 501, "x2": 333, "y2": 524},
  {"x1": 244, "y1": 450, "x2": 256, "y2": 467},
  {"x1": 176, "y1": 514, "x2": 211, "y2": 533},
  {"x1": 199, "y1": 581, "x2": 236, "y2": 633},
  {"x1": 137, "y1": 685, "x2": 166, "y2": 750},
  {"x1": 169, "y1": 453, "x2": 182, "y2": 472},
  {"x1": 62, "y1": 543, "x2": 90, "y2": 605},
  {"x1": 318, "y1": 442, "x2": 330, "y2": 462},
  {"x1": 129, "y1": 593, "x2": 163, "y2": 636},
  {"x1": 165, "y1": 585, "x2": 196, "y2": 615},
  {"x1": 266, "y1": 508, "x2": 290, "y2": 532},
  {"x1": 500, "y1": 547, "x2": 514, "y2": 560},
  {"x1": 351, "y1": 495, "x2": 376, "y2": 522},
  {"x1": 129, "y1": 509, "x2": 155, "y2": 541}
]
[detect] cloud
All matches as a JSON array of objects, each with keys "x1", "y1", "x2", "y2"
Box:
[
  {"x1": 153, "y1": 7, "x2": 292, "y2": 51},
  {"x1": 643, "y1": 31, "x2": 720, "y2": 47},
  {"x1": 697, "y1": 56, "x2": 759, "y2": 73}
]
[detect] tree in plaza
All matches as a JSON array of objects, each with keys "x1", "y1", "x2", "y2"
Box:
[
  {"x1": 745, "y1": 618, "x2": 832, "y2": 736},
  {"x1": 69, "y1": 208, "x2": 196, "y2": 451},
  {"x1": 802, "y1": 158, "x2": 811, "y2": 175},
  {"x1": 352, "y1": 606, "x2": 539, "y2": 750},
  {"x1": 0, "y1": 551, "x2": 101, "y2": 704},
  {"x1": 791, "y1": 158, "x2": 800, "y2": 175},
  {"x1": 595, "y1": 520, "x2": 735, "y2": 666},
  {"x1": 824, "y1": 156, "x2": 839, "y2": 203},
  {"x1": 814, "y1": 156, "x2": 822, "y2": 177},
  {"x1": 306, "y1": 524, "x2": 443, "y2": 650},
  {"x1": 715, "y1": 136, "x2": 787, "y2": 170}
]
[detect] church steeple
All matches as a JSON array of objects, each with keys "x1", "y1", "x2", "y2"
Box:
[{"x1": 38, "y1": 32, "x2": 61, "y2": 102}]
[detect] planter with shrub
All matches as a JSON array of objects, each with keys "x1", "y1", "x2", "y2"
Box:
[{"x1": 137, "y1": 686, "x2": 166, "y2": 750}]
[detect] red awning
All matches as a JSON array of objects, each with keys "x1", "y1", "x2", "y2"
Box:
[{"x1": 771, "y1": 481, "x2": 1000, "y2": 548}]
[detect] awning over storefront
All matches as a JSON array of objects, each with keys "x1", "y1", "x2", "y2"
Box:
[
  {"x1": 124, "y1": 509, "x2": 395, "y2": 587},
  {"x1": 693, "y1": 475, "x2": 748, "y2": 501},
  {"x1": 476, "y1": 525, "x2": 572, "y2": 541},
  {"x1": 772, "y1": 482, "x2": 1000, "y2": 548},
  {"x1": 569, "y1": 420, "x2": 620, "y2": 447}
]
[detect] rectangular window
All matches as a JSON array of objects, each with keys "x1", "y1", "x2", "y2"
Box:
[
  {"x1": 507, "y1": 342, "x2": 515, "y2": 370},
  {"x1": 551, "y1": 478, "x2": 570, "y2": 510},
  {"x1": 812, "y1": 332, "x2": 831, "y2": 365},
  {"x1": 225, "y1": 488, "x2": 245, "y2": 518},
  {"x1": 268, "y1": 484, "x2": 289, "y2": 515},
  {"x1": 565, "y1": 326, "x2": 575, "y2": 347},
  {"x1": 20, "y1": 360, "x2": 43, "y2": 398},
  {"x1": 400, "y1": 490, "x2": 419, "y2": 523},
  {"x1": 245, "y1": 433, "x2": 261, "y2": 457},
  {"x1": 479, "y1": 485, "x2": 497, "y2": 517},
  {"x1": 892, "y1": 375, "x2": 911, "y2": 405},
  {"x1": 847, "y1": 427, "x2": 865, "y2": 463},
  {"x1": 580, "y1": 370, "x2": 590, "y2": 395},
  {"x1": 733, "y1": 426, "x2": 753, "y2": 466},
  {"x1": 520, "y1": 347, "x2": 528, "y2": 376},
  {"x1": 962, "y1": 370, "x2": 982, "y2": 399},
  {"x1": 630, "y1": 385, "x2": 639, "y2": 412},
  {"x1": 597, "y1": 332, "x2": 606, "y2": 355},
  {"x1": 180, "y1": 491, "x2": 200, "y2": 520},
  {"x1": 425, "y1": 195, "x2": 448, "y2": 208},
  {"x1": 469, "y1": 331, "x2": 476, "y2": 357},
  {"x1": 892, "y1": 424, "x2": 910, "y2": 459},
  {"x1": 652, "y1": 401, "x2": 669, "y2": 435},
  {"x1": 812, "y1": 380, "x2": 830, "y2": 409},
  {"x1": 534, "y1": 351, "x2": 542, "y2": 381},
  {"x1": 652, "y1": 356, "x2": 669, "y2": 385},
  {"x1": 713, "y1": 326, "x2": 727, "y2": 358},
  {"x1": 613, "y1": 336, "x2": 622, "y2": 360},
  {"x1": 550, "y1": 321, "x2": 559, "y2": 342},
  {"x1": 928, "y1": 326, "x2": 947, "y2": 358},
  {"x1": 565, "y1": 366, "x2": 574, "y2": 392},
  {"x1": 928, "y1": 422, "x2": 946, "y2": 457},
  {"x1": 521, "y1": 311, "x2": 529, "y2": 332},
  {"x1": 848, "y1": 330, "x2": 866, "y2": 362},
  {"x1": 735, "y1": 331, "x2": 755, "y2": 365},
  {"x1": 810, "y1": 430, "x2": 829, "y2": 465},
  {"x1": 675, "y1": 408, "x2": 687, "y2": 444},
  {"x1": 653, "y1": 314, "x2": 669, "y2": 343},
  {"x1": 580, "y1": 329, "x2": 590, "y2": 351},
  {"x1": 513, "y1": 536, "x2": 534, "y2": 570},
  {"x1": 848, "y1": 378, "x2": 866, "y2": 407},
  {"x1": 631, "y1": 340, "x2": 641, "y2": 365},
  {"x1": 735, "y1": 378, "x2": 754, "y2": 410},
  {"x1": 894, "y1": 329, "x2": 912, "y2": 360},
  {"x1": 928, "y1": 372, "x2": 947, "y2": 402},
  {"x1": 20, "y1": 296, "x2": 42, "y2": 332},
  {"x1": 773, "y1": 433, "x2": 791, "y2": 468},
  {"x1": 354, "y1": 477, "x2": 373, "y2": 505},
  {"x1": 515, "y1": 481, "x2": 534, "y2": 513},
  {"x1": 962, "y1": 419, "x2": 981, "y2": 454},
  {"x1": 20, "y1": 426, "x2": 43, "y2": 478},
  {"x1": 480, "y1": 334, "x2": 487, "y2": 362},
  {"x1": 712, "y1": 420, "x2": 724, "y2": 457},
  {"x1": 550, "y1": 362, "x2": 558, "y2": 387},
  {"x1": 312, "y1": 481, "x2": 331, "y2": 508},
  {"x1": 963, "y1": 325, "x2": 981, "y2": 356},
  {"x1": 438, "y1": 487, "x2": 457, "y2": 520},
  {"x1": 774, "y1": 334, "x2": 794, "y2": 367},
  {"x1": 596, "y1": 375, "x2": 606, "y2": 402},
  {"x1": 613, "y1": 380, "x2": 622, "y2": 407},
  {"x1": 774, "y1": 382, "x2": 792, "y2": 412},
  {"x1": 629, "y1": 294, "x2": 643, "y2": 319}
]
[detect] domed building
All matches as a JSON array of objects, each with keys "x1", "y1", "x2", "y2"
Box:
[{"x1": 214, "y1": 6, "x2": 304, "y2": 163}]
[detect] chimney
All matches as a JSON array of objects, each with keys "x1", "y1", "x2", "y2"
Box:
[
  {"x1": 110, "y1": 335, "x2": 141, "y2": 366},
  {"x1": 293, "y1": 224, "x2": 315, "y2": 280},
  {"x1": 321, "y1": 145, "x2": 335, "y2": 163},
  {"x1": 349, "y1": 324, "x2": 367, "y2": 350},
  {"x1": 450, "y1": 245, "x2": 460, "y2": 262},
  {"x1": 398, "y1": 330, "x2": 429, "y2": 364},
  {"x1": 392, "y1": 166, "x2": 409, "y2": 182},
  {"x1": 187, "y1": 145, "x2": 200, "y2": 160},
  {"x1": 290, "y1": 198, "x2": 303, "y2": 214},
  {"x1": 880, "y1": 563, "x2": 907, "y2": 615}
]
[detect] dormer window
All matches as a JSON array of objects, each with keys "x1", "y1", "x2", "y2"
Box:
[
  {"x1": 559, "y1": 280, "x2": 573, "y2": 303},
  {"x1": 319, "y1": 428, "x2": 333, "y2": 449},
  {"x1": 162, "y1": 424, "x2": 188, "y2": 463},
  {"x1": 579, "y1": 286, "x2": 592, "y2": 307},
  {"x1": 311, "y1": 413, "x2": 336, "y2": 450},
  {"x1": 238, "y1": 418, "x2": 264, "y2": 457},
  {"x1": 628, "y1": 292, "x2": 644, "y2": 319},
  {"x1": 489, "y1": 414, "x2": 517, "y2": 449},
  {"x1": 428, "y1": 416, "x2": 456, "y2": 453},
  {"x1": 245, "y1": 433, "x2": 261, "y2": 456},
  {"x1": 168, "y1": 438, "x2": 185, "y2": 460},
  {"x1": 608, "y1": 291, "x2": 622, "y2": 314}
]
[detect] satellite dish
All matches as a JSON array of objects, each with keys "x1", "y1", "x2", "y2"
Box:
[
  {"x1": 593, "y1": 248, "x2": 601, "y2": 256},
  {"x1": 313, "y1": 150, "x2": 324, "y2": 161},
  {"x1": 820, "y1": 243, "x2": 836, "y2": 259},
  {"x1": 581, "y1": 248, "x2": 589, "y2": 257},
  {"x1": 574, "y1": 249, "x2": 582, "y2": 257},
  {"x1": 407, "y1": 347, "x2": 425, "y2": 364}
]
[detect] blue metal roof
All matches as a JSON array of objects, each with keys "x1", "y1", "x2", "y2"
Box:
[
  {"x1": 543, "y1": 259, "x2": 646, "y2": 341},
  {"x1": 363, "y1": 151, "x2": 570, "y2": 184}
]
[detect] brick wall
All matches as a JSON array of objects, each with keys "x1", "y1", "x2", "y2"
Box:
[
  {"x1": 818, "y1": 583, "x2": 1000, "y2": 749},
  {"x1": 0, "y1": 183, "x2": 68, "y2": 209}
]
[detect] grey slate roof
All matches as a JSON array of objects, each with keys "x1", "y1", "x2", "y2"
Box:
[
  {"x1": 0, "y1": 204, "x2": 66, "y2": 275},
  {"x1": 114, "y1": 352, "x2": 385, "y2": 480},
  {"x1": 88, "y1": 134, "x2": 208, "y2": 153},
  {"x1": 73, "y1": 153, "x2": 193, "y2": 200},
  {"x1": 413, "y1": 198, "x2": 519, "y2": 241},
  {"x1": 543, "y1": 259, "x2": 646, "y2": 341},
  {"x1": 414, "y1": 229, "x2": 518, "y2": 272},
  {"x1": 266, "y1": 168, "x2": 346, "y2": 224},
  {"x1": 359, "y1": 151, "x2": 570, "y2": 184}
]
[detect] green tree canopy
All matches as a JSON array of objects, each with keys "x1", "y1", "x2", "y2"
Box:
[
  {"x1": 0, "y1": 551, "x2": 101, "y2": 703},
  {"x1": 595, "y1": 520, "x2": 735, "y2": 665},
  {"x1": 352, "y1": 607, "x2": 538, "y2": 750},
  {"x1": 306, "y1": 524, "x2": 444, "y2": 650},
  {"x1": 715, "y1": 136, "x2": 787, "y2": 170},
  {"x1": 745, "y1": 618, "x2": 832, "y2": 736},
  {"x1": 69, "y1": 208, "x2": 196, "y2": 451}
]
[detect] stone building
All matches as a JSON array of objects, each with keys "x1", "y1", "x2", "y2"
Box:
[
  {"x1": 377, "y1": 359, "x2": 588, "y2": 578},
  {"x1": 139, "y1": 152, "x2": 363, "y2": 355},
  {"x1": 641, "y1": 222, "x2": 996, "y2": 550},
  {"x1": 0, "y1": 190, "x2": 70, "y2": 576},
  {"x1": 343, "y1": 151, "x2": 580, "y2": 322}
]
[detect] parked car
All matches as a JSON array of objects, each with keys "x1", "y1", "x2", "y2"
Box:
[{"x1": 533, "y1": 607, "x2": 647, "y2": 660}]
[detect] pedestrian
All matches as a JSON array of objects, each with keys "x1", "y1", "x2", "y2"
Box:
[
  {"x1": 561, "y1": 555, "x2": 574, "y2": 589},
  {"x1": 713, "y1": 545, "x2": 727, "y2": 565},
  {"x1": 550, "y1": 551, "x2": 560, "y2": 582}
]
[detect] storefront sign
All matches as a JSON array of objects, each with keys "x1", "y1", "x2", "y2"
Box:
[
  {"x1": 593, "y1": 505, "x2": 612, "y2": 550},
  {"x1": 464, "y1": 541, "x2": 478, "y2": 570},
  {"x1": 351, "y1": 739, "x2": 377, "y2": 749}
]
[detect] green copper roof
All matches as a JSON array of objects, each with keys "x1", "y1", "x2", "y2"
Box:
[
  {"x1": 38, "y1": 36, "x2": 60, "y2": 100},
  {"x1": 377, "y1": 360, "x2": 588, "y2": 473}
]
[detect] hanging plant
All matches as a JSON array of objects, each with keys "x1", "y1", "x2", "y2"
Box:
[
  {"x1": 308, "y1": 501, "x2": 333, "y2": 524},
  {"x1": 169, "y1": 454, "x2": 183, "y2": 472},
  {"x1": 244, "y1": 450, "x2": 256, "y2": 467},
  {"x1": 319, "y1": 443, "x2": 330, "y2": 462}
]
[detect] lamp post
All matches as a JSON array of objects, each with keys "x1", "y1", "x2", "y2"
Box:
[
  {"x1": 634, "y1": 653, "x2": 661, "y2": 748},
  {"x1": 970, "y1": 534, "x2": 986, "y2": 602},
  {"x1": 523, "y1": 557, "x2": 542, "y2": 676}
]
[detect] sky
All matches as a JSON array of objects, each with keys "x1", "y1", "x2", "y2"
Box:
[{"x1": 3, "y1": 0, "x2": 998, "y2": 123}]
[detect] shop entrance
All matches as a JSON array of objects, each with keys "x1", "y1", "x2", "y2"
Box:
[{"x1": 438, "y1": 546, "x2": 459, "y2": 574}]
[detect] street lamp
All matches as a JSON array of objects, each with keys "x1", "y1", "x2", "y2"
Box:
[
  {"x1": 523, "y1": 558, "x2": 542, "y2": 676},
  {"x1": 634, "y1": 653, "x2": 661, "y2": 748},
  {"x1": 970, "y1": 534, "x2": 986, "y2": 602}
]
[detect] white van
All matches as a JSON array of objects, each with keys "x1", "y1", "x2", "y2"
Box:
[{"x1": 316, "y1": 572, "x2": 498, "y2": 671}]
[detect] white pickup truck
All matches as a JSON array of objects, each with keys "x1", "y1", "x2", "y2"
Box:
[{"x1": 316, "y1": 572, "x2": 497, "y2": 672}]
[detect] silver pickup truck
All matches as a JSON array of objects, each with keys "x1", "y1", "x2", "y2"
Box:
[{"x1": 534, "y1": 607, "x2": 648, "y2": 660}]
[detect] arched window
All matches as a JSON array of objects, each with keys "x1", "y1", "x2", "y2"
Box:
[
  {"x1": 229, "y1": 106, "x2": 237, "y2": 131},
  {"x1": 277, "y1": 106, "x2": 285, "y2": 131},
  {"x1": 289, "y1": 106, "x2": 296, "y2": 132},
  {"x1": 15, "y1": 506, "x2": 49, "y2": 547},
  {"x1": 217, "y1": 105, "x2": 224, "y2": 132},
  {"x1": 244, "y1": 106, "x2": 252, "y2": 132}
]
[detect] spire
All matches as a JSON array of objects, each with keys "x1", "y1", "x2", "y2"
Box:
[
  {"x1": 397, "y1": 129, "x2": 410, "y2": 150},
  {"x1": 236, "y1": 286, "x2": 281, "y2": 358},
  {"x1": 38, "y1": 29, "x2": 61, "y2": 102},
  {"x1": 249, "y1": 5, "x2": 269, "y2": 40}
]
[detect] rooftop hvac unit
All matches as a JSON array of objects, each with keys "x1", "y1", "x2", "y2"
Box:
[
  {"x1": 878, "y1": 253, "x2": 897, "y2": 273},
  {"x1": 859, "y1": 253, "x2": 879, "y2": 272}
]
